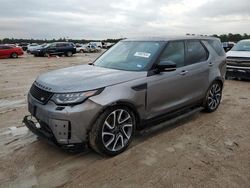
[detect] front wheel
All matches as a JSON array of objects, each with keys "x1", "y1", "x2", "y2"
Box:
[
  {"x1": 66, "y1": 51, "x2": 73, "y2": 57},
  {"x1": 203, "y1": 81, "x2": 222, "y2": 112},
  {"x1": 44, "y1": 52, "x2": 49, "y2": 57},
  {"x1": 89, "y1": 106, "x2": 135, "y2": 156}
]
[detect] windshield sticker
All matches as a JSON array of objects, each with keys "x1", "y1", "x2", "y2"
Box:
[{"x1": 134, "y1": 52, "x2": 151, "y2": 58}]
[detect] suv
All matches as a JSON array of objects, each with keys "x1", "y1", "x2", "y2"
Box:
[
  {"x1": 226, "y1": 39, "x2": 250, "y2": 79},
  {"x1": 33, "y1": 42, "x2": 76, "y2": 57},
  {"x1": 23, "y1": 36, "x2": 226, "y2": 156}
]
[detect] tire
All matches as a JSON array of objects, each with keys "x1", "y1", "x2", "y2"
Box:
[
  {"x1": 11, "y1": 52, "x2": 18, "y2": 58},
  {"x1": 89, "y1": 106, "x2": 136, "y2": 156},
  {"x1": 66, "y1": 51, "x2": 73, "y2": 57},
  {"x1": 203, "y1": 81, "x2": 222, "y2": 112},
  {"x1": 80, "y1": 49, "x2": 84, "y2": 53},
  {"x1": 44, "y1": 52, "x2": 49, "y2": 57}
]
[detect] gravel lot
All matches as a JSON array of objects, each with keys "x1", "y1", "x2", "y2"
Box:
[{"x1": 0, "y1": 53, "x2": 250, "y2": 188}]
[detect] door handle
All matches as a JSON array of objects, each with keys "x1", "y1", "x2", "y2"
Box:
[
  {"x1": 180, "y1": 70, "x2": 188, "y2": 75},
  {"x1": 209, "y1": 62, "x2": 214, "y2": 66}
]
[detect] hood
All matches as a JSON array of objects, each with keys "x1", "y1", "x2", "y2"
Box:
[
  {"x1": 35, "y1": 65, "x2": 147, "y2": 93},
  {"x1": 226, "y1": 50, "x2": 250, "y2": 58}
]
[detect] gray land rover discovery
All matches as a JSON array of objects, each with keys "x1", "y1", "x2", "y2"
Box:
[{"x1": 23, "y1": 36, "x2": 226, "y2": 156}]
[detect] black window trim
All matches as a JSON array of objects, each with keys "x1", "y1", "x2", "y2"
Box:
[
  {"x1": 184, "y1": 39, "x2": 209, "y2": 66},
  {"x1": 154, "y1": 40, "x2": 185, "y2": 67},
  {"x1": 147, "y1": 40, "x2": 186, "y2": 76}
]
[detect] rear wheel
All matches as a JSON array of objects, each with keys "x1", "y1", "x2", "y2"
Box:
[
  {"x1": 89, "y1": 106, "x2": 135, "y2": 156},
  {"x1": 11, "y1": 52, "x2": 18, "y2": 58},
  {"x1": 203, "y1": 81, "x2": 222, "y2": 112}
]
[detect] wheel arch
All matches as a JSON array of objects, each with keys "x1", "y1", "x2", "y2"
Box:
[
  {"x1": 213, "y1": 76, "x2": 224, "y2": 88},
  {"x1": 203, "y1": 77, "x2": 224, "y2": 108},
  {"x1": 88, "y1": 100, "x2": 141, "y2": 135}
]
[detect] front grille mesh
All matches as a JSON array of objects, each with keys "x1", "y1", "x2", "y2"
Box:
[{"x1": 30, "y1": 84, "x2": 53, "y2": 104}]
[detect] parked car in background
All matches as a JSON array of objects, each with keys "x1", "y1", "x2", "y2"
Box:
[
  {"x1": 0, "y1": 45, "x2": 24, "y2": 58},
  {"x1": 76, "y1": 44, "x2": 88, "y2": 53},
  {"x1": 23, "y1": 36, "x2": 226, "y2": 156},
  {"x1": 222, "y1": 42, "x2": 236, "y2": 52},
  {"x1": 28, "y1": 44, "x2": 47, "y2": 54},
  {"x1": 27, "y1": 43, "x2": 40, "y2": 53},
  {"x1": 89, "y1": 42, "x2": 103, "y2": 48},
  {"x1": 77, "y1": 43, "x2": 101, "y2": 53},
  {"x1": 103, "y1": 42, "x2": 115, "y2": 49},
  {"x1": 17, "y1": 43, "x2": 29, "y2": 51},
  {"x1": 226, "y1": 39, "x2": 250, "y2": 79},
  {"x1": 87, "y1": 44, "x2": 101, "y2": 53},
  {"x1": 33, "y1": 42, "x2": 76, "y2": 57}
]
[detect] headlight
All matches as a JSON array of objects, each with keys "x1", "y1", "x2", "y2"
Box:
[{"x1": 51, "y1": 89, "x2": 103, "y2": 105}]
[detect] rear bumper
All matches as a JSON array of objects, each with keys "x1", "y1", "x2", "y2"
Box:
[
  {"x1": 226, "y1": 65, "x2": 250, "y2": 79},
  {"x1": 23, "y1": 115, "x2": 86, "y2": 152}
]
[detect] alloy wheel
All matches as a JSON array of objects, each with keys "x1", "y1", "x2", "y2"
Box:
[
  {"x1": 101, "y1": 109, "x2": 133, "y2": 152},
  {"x1": 207, "y1": 83, "x2": 222, "y2": 110}
]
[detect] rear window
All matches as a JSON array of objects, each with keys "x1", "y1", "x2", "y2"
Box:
[
  {"x1": 185, "y1": 40, "x2": 208, "y2": 65},
  {"x1": 0, "y1": 46, "x2": 12, "y2": 49},
  {"x1": 206, "y1": 40, "x2": 225, "y2": 56}
]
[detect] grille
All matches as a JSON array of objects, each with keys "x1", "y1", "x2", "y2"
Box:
[
  {"x1": 227, "y1": 56, "x2": 250, "y2": 68},
  {"x1": 227, "y1": 62, "x2": 250, "y2": 67},
  {"x1": 227, "y1": 56, "x2": 250, "y2": 62},
  {"x1": 30, "y1": 84, "x2": 53, "y2": 104}
]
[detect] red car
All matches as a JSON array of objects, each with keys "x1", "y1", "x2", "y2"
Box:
[{"x1": 0, "y1": 45, "x2": 24, "y2": 58}]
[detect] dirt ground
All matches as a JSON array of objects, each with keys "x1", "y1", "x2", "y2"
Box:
[{"x1": 0, "y1": 53, "x2": 250, "y2": 188}]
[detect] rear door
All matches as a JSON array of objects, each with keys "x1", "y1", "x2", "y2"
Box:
[{"x1": 183, "y1": 40, "x2": 210, "y2": 102}]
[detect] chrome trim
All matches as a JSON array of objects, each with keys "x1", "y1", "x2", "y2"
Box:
[{"x1": 227, "y1": 65, "x2": 250, "y2": 70}]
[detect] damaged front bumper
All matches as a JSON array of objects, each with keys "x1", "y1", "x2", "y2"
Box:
[
  {"x1": 226, "y1": 65, "x2": 250, "y2": 79},
  {"x1": 23, "y1": 115, "x2": 86, "y2": 152}
]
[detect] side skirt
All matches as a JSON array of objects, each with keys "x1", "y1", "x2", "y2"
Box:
[{"x1": 139, "y1": 104, "x2": 204, "y2": 134}]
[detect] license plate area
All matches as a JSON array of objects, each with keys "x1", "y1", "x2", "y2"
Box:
[{"x1": 50, "y1": 119, "x2": 70, "y2": 143}]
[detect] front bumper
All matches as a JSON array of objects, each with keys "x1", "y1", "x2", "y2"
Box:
[
  {"x1": 23, "y1": 116, "x2": 85, "y2": 151},
  {"x1": 226, "y1": 65, "x2": 250, "y2": 79},
  {"x1": 33, "y1": 51, "x2": 44, "y2": 56},
  {"x1": 24, "y1": 93, "x2": 102, "y2": 146}
]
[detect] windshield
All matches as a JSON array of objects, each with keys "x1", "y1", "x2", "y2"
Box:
[
  {"x1": 94, "y1": 41, "x2": 163, "y2": 71},
  {"x1": 231, "y1": 40, "x2": 250, "y2": 51}
]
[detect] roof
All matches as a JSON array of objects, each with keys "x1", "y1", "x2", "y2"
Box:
[{"x1": 123, "y1": 35, "x2": 219, "y2": 42}]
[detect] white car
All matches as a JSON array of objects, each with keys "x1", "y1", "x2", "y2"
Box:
[
  {"x1": 27, "y1": 43, "x2": 40, "y2": 53},
  {"x1": 226, "y1": 39, "x2": 250, "y2": 79},
  {"x1": 76, "y1": 44, "x2": 88, "y2": 53}
]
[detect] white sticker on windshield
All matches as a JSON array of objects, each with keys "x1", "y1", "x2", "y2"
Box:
[{"x1": 134, "y1": 52, "x2": 151, "y2": 58}]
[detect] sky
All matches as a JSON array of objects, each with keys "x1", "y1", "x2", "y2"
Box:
[{"x1": 0, "y1": 0, "x2": 250, "y2": 39}]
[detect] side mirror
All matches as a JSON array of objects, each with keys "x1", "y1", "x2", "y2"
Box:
[{"x1": 156, "y1": 60, "x2": 177, "y2": 72}]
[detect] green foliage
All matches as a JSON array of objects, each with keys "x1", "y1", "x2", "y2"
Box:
[{"x1": 211, "y1": 33, "x2": 250, "y2": 42}]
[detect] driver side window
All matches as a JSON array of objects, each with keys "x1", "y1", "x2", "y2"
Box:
[{"x1": 159, "y1": 41, "x2": 185, "y2": 68}]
